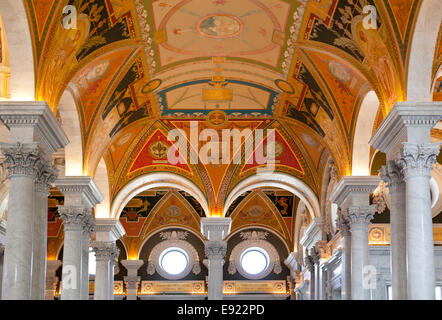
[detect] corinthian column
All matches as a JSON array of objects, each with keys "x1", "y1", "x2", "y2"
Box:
[
  {"x1": 91, "y1": 241, "x2": 119, "y2": 300},
  {"x1": 370, "y1": 102, "x2": 442, "y2": 299},
  {"x1": 121, "y1": 260, "x2": 143, "y2": 300},
  {"x1": 32, "y1": 163, "x2": 58, "y2": 300},
  {"x1": 398, "y1": 143, "x2": 440, "y2": 299},
  {"x1": 304, "y1": 255, "x2": 315, "y2": 300},
  {"x1": 92, "y1": 219, "x2": 125, "y2": 300},
  {"x1": 380, "y1": 161, "x2": 407, "y2": 300},
  {"x1": 81, "y1": 215, "x2": 94, "y2": 300},
  {"x1": 201, "y1": 218, "x2": 231, "y2": 300},
  {"x1": 330, "y1": 176, "x2": 380, "y2": 300},
  {"x1": 56, "y1": 177, "x2": 103, "y2": 300},
  {"x1": 0, "y1": 102, "x2": 68, "y2": 300},
  {"x1": 336, "y1": 214, "x2": 351, "y2": 300}
]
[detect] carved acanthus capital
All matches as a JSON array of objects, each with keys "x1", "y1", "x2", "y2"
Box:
[
  {"x1": 379, "y1": 161, "x2": 403, "y2": 188},
  {"x1": 0, "y1": 142, "x2": 43, "y2": 178},
  {"x1": 371, "y1": 181, "x2": 388, "y2": 214},
  {"x1": 58, "y1": 206, "x2": 91, "y2": 232},
  {"x1": 35, "y1": 162, "x2": 58, "y2": 194},
  {"x1": 344, "y1": 205, "x2": 376, "y2": 229},
  {"x1": 82, "y1": 214, "x2": 95, "y2": 235},
  {"x1": 397, "y1": 143, "x2": 441, "y2": 180},
  {"x1": 336, "y1": 213, "x2": 351, "y2": 236},
  {"x1": 314, "y1": 240, "x2": 331, "y2": 260},
  {"x1": 304, "y1": 255, "x2": 314, "y2": 272},
  {"x1": 205, "y1": 240, "x2": 227, "y2": 260},
  {"x1": 91, "y1": 241, "x2": 119, "y2": 262}
]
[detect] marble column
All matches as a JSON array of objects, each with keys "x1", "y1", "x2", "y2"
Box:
[
  {"x1": 81, "y1": 215, "x2": 94, "y2": 300},
  {"x1": 369, "y1": 102, "x2": 442, "y2": 299},
  {"x1": 56, "y1": 177, "x2": 103, "y2": 300},
  {"x1": 304, "y1": 255, "x2": 315, "y2": 300},
  {"x1": 121, "y1": 260, "x2": 143, "y2": 300},
  {"x1": 45, "y1": 260, "x2": 62, "y2": 300},
  {"x1": 345, "y1": 205, "x2": 376, "y2": 300},
  {"x1": 311, "y1": 249, "x2": 321, "y2": 300},
  {"x1": 284, "y1": 252, "x2": 298, "y2": 300},
  {"x1": 0, "y1": 102, "x2": 68, "y2": 300},
  {"x1": 92, "y1": 219, "x2": 125, "y2": 300},
  {"x1": 398, "y1": 143, "x2": 440, "y2": 299},
  {"x1": 201, "y1": 218, "x2": 231, "y2": 300},
  {"x1": 336, "y1": 215, "x2": 351, "y2": 300},
  {"x1": 330, "y1": 176, "x2": 380, "y2": 300},
  {"x1": 92, "y1": 241, "x2": 119, "y2": 300},
  {"x1": 380, "y1": 161, "x2": 407, "y2": 300},
  {"x1": 32, "y1": 164, "x2": 58, "y2": 300}
]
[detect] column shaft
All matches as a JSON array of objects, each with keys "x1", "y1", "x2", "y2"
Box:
[
  {"x1": 398, "y1": 143, "x2": 439, "y2": 299},
  {"x1": 2, "y1": 174, "x2": 35, "y2": 300},
  {"x1": 92, "y1": 241, "x2": 119, "y2": 300},
  {"x1": 205, "y1": 240, "x2": 226, "y2": 300}
]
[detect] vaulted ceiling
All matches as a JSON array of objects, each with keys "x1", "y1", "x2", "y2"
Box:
[{"x1": 22, "y1": 0, "x2": 434, "y2": 214}]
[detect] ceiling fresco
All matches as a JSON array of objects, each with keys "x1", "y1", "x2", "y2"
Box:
[{"x1": 21, "y1": 0, "x2": 427, "y2": 220}]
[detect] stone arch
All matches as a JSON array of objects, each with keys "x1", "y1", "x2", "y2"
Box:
[
  {"x1": 110, "y1": 172, "x2": 209, "y2": 219},
  {"x1": 224, "y1": 172, "x2": 320, "y2": 220}
]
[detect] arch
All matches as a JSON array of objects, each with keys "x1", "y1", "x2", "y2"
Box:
[
  {"x1": 407, "y1": 0, "x2": 442, "y2": 101},
  {"x1": 0, "y1": 0, "x2": 35, "y2": 100},
  {"x1": 352, "y1": 90, "x2": 379, "y2": 175},
  {"x1": 224, "y1": 173, "x2": 320, "y2": 220},
  {"x1": 58, "y1": 89, "x2": 83, "y2": 176},
  {"x1": 94, "y1": 157, "x2": 110, "y2": 218},
  {"x1": 320, "y1": 158, "x2": 339, "y2": 234},
  {"x1": 110, "y1": 172, "x2": 209, "y2": 219}
]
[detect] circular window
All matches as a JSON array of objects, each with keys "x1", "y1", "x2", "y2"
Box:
[
  {"x1": 159, "y1": 247, "x2": 189, "y2": 276},
  {"x1": 240, "y1": 247, "x2": 269, "y2": 276}
]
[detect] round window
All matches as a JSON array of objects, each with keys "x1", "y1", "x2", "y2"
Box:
[
  {"x1": 159, "y1": 247, "x2": 189, "y2": 276},
  {"x1": 240, "y1": 247, "x2": 269, "y2": 276}
]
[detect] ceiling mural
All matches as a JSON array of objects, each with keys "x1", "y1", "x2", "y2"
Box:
[{"x1": 20, "y1": 0, "x2": 429, "y2": 223}]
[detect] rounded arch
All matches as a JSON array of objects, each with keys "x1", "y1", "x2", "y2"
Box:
[
  {"x1": 58, "y1": 89, "x2": 83, "y2": 176},
  {"x1": 352, "y1": 90, "x2": 379, "y2": 175},
  {"x1": 224, "y1": 173, "x2": 320, "y2": 219},
  {"x1": 0, "y1": 0, "x2": 35, "y2": 100},
  {"x1": 407, "y1": 0, "x2": 442, "y2": 101},
  {"x1": 110, "y1": 172, "x2": 209, "y2": 219}
]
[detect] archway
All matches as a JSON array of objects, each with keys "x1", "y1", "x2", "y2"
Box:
[
  {"x1": 224, "y1": 173, "x2": 320, "y2": 219},
  {"x1": 110, "y1": 172, "x2": 209, "y2": 219}
]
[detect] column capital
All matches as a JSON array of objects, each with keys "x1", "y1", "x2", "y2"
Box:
[
  {"x1": 205, "y1": 240, "x2": 227, "y2": 260},
  {"x1": 310, "y1": 249, "x2": 320, "y2": 265},
  {"x1": 201, "y1": 217, "x2": 231, "y2": 241},
  {"x1": 91, "y1": 241, "x2": 119, "y2": 262},
  {"x1": 35, "y1": 161, "x2": 58, "y2": 194},
  {"x1": 336, "y1": 214, "x2": 351, "y2": 236},
  {"x1": 314, "y1": 240, "x2": 331, "y2": 260},
  {"x1": 82, "y1": 214, "x2": 95, "y2": 235},
  {"x1": 397, "y1": 143, "x2": 441, "y2": 180},
  {"x1": 380, "y1": 160, "x2": 404, "y2": 188},
  {"x1": 344, "y1": 205, "x2": 376, "y2": 229},
  {"x1": 304, "y1": 255, "x2": 314, "y2": 272},
  {"x1": 58, "y1": 206, "x2": 91, "y2": 232},
  {"x1": 0, "y1": 142, "x2": 43, "y2": 178}
]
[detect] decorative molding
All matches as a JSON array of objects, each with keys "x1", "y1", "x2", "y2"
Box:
[
  {"x1": 201, "y1": 218, "x2": 231, "y2": 241},
  {"x1": 0, "y1": 101, "x2": 69, "y2": 153},
  {"x1": 55, "y1": 176, "x2": 103, "y2": 208},
  {"x1": 371, "y1": 181, "x2": 388, "y2": 214},
  {"x1": 205, "y1": 240, "x2": 227, "y2": 260},
  {"x1": 330, "y1": 176, "x2": 380, "y2": 208},
  {"x1": 159, "y1": 230, "x2": 188, "y2": 241},
  {"x1": 369, "y1": 102, "x2": 442, "y2": 155},
  {"x1": 94, "y1": 219, "x2": 125, "y2": 241},
  {"x1": 344, "y1": 205, "x2": 377, "y2": 229},
  {"x1": 239, "y1": 230, "x2": 268, "y2": 241}
]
